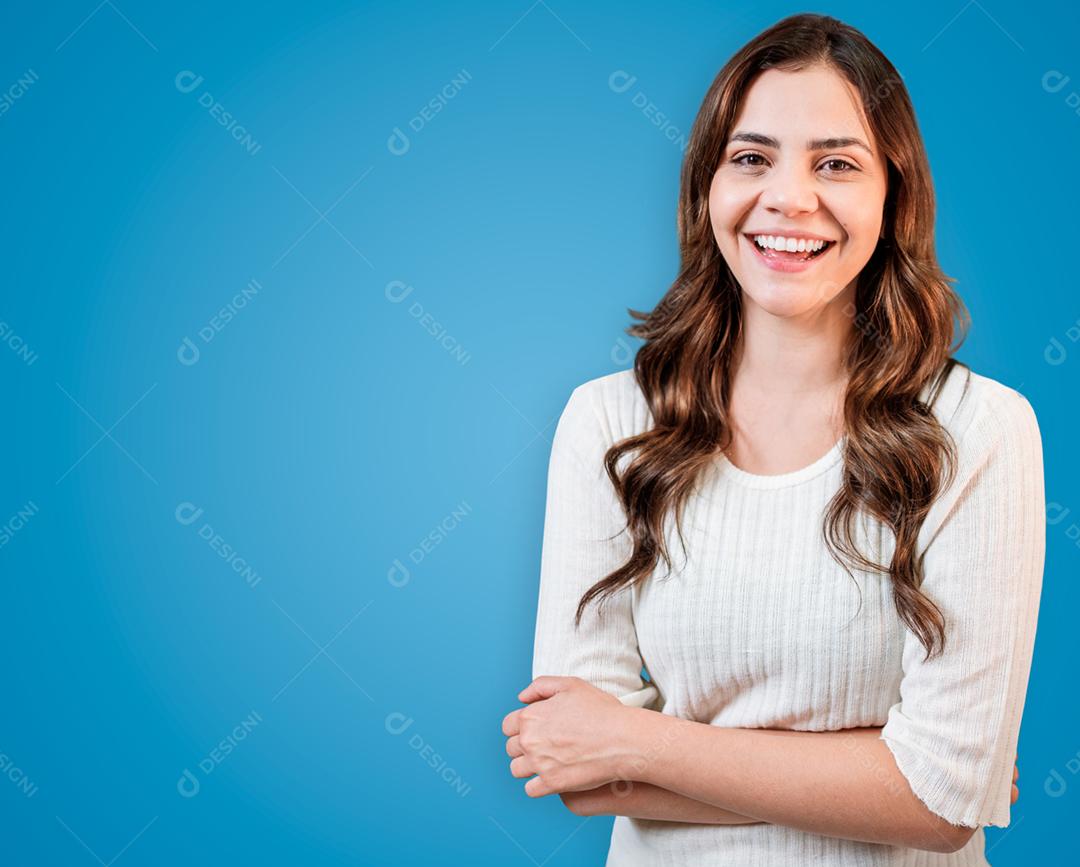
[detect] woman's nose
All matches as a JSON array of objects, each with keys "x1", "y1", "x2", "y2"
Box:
[{"x1": 758, "y1": 163, "x2": 818, "y2": 214}]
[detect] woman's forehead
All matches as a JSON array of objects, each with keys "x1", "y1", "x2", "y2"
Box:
[{"x1": 730, "y1": 71, "x2": 878, "y2": 156}]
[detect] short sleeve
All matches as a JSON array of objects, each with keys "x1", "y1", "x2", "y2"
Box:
[
  {"x1": 879, "y1": 384, "x2": 1046, "y2": 829},
  {"x1": 530, "y1": 383, "x2": 660, "y2": 711}
]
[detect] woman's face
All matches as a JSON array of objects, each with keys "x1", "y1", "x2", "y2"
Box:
[{"x1": 709, "y1": 64, "x2": 889, "y2": 319}]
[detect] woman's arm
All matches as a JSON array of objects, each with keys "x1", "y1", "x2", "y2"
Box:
[
  {"x1": 560, "y1": 781, "x2": 764, "y2": 824},
  {"x1": 560, "y1": 733, "x2": 1019, "y2": 828},
  {"x1": 609, "y1": 717, "x2": 968, "y2": 852},
  {"x1": 529, "y1": 384, "x2": 657, "y2": 703}
]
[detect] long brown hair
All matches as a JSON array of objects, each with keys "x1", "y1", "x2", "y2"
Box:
[{"x1": 575, "y1": 13, "x2": 971, "y2": 662}]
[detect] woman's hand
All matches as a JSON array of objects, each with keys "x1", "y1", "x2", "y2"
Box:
[
  {"x1": 1012, "y1": 752, "x2": 1019, "y2": 805},
  {"x1": 502, "y1": 676, "x2": 643, "y2": 798}
]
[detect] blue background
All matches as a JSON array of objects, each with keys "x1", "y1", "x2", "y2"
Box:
[{"x1": 2, "y1": 1, "x2": 1077, "y2": 863}]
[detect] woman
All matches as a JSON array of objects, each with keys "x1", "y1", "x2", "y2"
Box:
[{"x1": 501, "y1": 12, "x2": 1041, "y2": 866}]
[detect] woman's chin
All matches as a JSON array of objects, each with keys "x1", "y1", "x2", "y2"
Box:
[{"x1": 741, "y1": 284, "x2": 834, "y2": 318}]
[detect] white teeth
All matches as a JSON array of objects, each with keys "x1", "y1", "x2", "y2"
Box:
[{"x1": 752, "y1": 234, "x2": 829, "y2": 253}]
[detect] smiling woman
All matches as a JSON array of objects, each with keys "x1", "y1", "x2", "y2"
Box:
[
  {"x1": 503, "y1": 11, "x2": 1044, "y2": 867},
  {"x1": 710, "y1": 63, "x2": 889, "y2": 316}
]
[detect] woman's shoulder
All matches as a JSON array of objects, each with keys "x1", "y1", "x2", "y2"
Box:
[
  {"x1": 922, "y1": 361, "x2": 1040, "y2": 449},
  {"x1": 914, "y1": 362, "x2": 1044, "y2": 556},
  {"x1": 570, "y1": 368, "x2": 646, "y2": 410},
  {"x1": 555, "y1": 369, "x2": 651, "y2": 460}
]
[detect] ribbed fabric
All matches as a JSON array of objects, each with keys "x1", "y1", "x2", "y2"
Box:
[{"x1": 530, "y1": 363, "x2": 1046, "y2": 866}]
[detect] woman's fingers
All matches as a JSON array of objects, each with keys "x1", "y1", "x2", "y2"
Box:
[{"x1": 509, "y1": 755, "x2": 533, "y2": 779}]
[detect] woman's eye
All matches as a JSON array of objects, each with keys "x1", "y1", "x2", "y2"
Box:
[
  {"x1": 821, "y1": 158, "x2": 857, "y2": 173},
  {"x1": 731, "y1": 153, "x2": 767, "y2": 168},
  {"x1": 728, "y1": 154, "x2": 859, "y2": 174}
]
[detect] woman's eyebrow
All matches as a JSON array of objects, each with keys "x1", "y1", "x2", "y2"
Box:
[{"x1": 727, "y1": 131, "x2": 873, "y2": 155}]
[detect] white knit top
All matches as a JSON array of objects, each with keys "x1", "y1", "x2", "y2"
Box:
[{"x1": 530, "y1": 362, "x2": 1045, "y2": 866}]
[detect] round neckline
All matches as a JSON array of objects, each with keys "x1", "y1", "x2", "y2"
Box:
[{"x1": 718, "y1": 435, "x2": 846, "y2": 489}]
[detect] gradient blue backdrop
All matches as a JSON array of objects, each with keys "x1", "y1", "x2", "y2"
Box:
[{"x1": 2, "y1": 1, "x2": 1077, "y2": 863}]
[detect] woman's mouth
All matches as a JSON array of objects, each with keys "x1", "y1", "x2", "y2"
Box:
[{"x1": 742, "y1": 233, "x2": 836, "y2": 273}]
